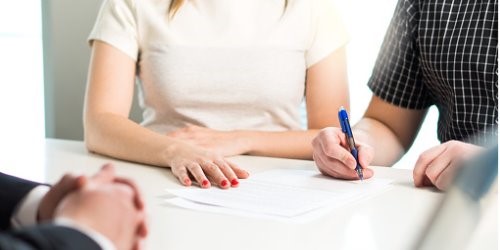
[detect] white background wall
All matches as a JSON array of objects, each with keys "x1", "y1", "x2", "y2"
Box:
[
  {"x1": 41, "y1": 0, "x2": 143, "y2": 140},
  {"x1": 0, "y1": 1, "x2": 44, "y2": 178}
]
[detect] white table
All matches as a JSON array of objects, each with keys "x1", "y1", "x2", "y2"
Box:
[{"x1": 1, "y1": 139, "x2": 496, "y2": 250}]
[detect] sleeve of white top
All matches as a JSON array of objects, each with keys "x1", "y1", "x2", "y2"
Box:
[
  {"x1": 306, "y1": 0, "x2": 350, "y2": 67},
  {"x1": 54, "y1": 217, "x2": 117, "y2": 250},
  {"x1": 11, "y1": 185, "x2": 50, "y2": 228},
  {"x1": 88, "y1": 0, "x2": 139, "y2": 61}
]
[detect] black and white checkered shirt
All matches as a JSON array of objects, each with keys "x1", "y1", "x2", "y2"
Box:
[{"x1": 368, "y1": 0, "x2": 498, "y2": 145}]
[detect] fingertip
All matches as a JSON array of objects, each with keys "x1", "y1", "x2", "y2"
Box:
[
  {"x1": 101, "y1": 163, "x2": 114, "y2": 171},
  {"x1": 201, "y1": 179, "x2": 211, "y2": 188},
  {"x1": 138, "y1": 221, "x2": 148, "y2": 237},
  {"x1": 134, "y1": 197, "x2": 145, "y2": 210},
  {"x1": 230, "y1": 179, "x2": 239, "y2": 187},
  {"x1": 364, "y1": 168, "x2": 375, "y2": 179},
  {"x1": 239, "y1": 170, "x2": 250, "y2": 179},
  {"x1": 181, "y1": 177, "x2": 192, "y2": 186},
  {"x1": 347, "y1": 159, "x2": 357, "y2": 170},
  {"x1": 76, "y1": 176, "x2": 88, "y2": 188},
  {"x1": 220, "y1": 179, "x2": 229, "y2": 189}
]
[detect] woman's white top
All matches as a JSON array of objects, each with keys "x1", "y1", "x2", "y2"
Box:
[{"x1": 89, "y1": 0, "x2": 348, "y2": 133}]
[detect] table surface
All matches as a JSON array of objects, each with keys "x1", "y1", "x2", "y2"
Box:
[{"x1": 1, "y1": 139, "x2": 496, "y2": 250}]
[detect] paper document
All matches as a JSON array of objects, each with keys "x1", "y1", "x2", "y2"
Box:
[{"x1": 165, "y1": 169, "x2": 393, "y2": 218}]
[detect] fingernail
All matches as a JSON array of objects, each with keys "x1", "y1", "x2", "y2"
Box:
[
  {"x1": 231, "y1": 179, "x2": 239, "y2": 186},
  {"x1": 202, "y1": 180, "x2": 210, "y2": 187},
  {"x1": 184, "y1": 178, "x2": 191, "y2": 185},
  {"x1": 221, "y1": 180, "x2": 228, "y2": 187}
]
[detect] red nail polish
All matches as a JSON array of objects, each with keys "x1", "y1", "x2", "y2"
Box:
[
  {"x1": 202, "y1": 180, "x2": 209, "y2": 187},
  {"x1": 221, "y1": 180, "x2": 228, "y2": 187},
  {"x1": 231, "y1": 179, "x2": 239, "y2": 186},
  {"x1": 184, "y1": 178, "x2": 191, "y2": 185}
]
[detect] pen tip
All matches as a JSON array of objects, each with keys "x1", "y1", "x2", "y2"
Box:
[{"x1": 358, "y1": 171, "x2": 364, "y2": 181}]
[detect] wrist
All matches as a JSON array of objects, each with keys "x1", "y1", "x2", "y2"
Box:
[
  {"x1": 12, "y1": 185, "x2": 50, "y2": 228},
  {"x1": 161, "y1": 138, "x2": 184, "y2": 166},
  {"x1": 232, "y1": 130, "x2": 255, "y2": 155}
]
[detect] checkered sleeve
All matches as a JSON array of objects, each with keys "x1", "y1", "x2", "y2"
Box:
[{"x1": 368, "y1": 0, "x2": 432, "y2": 109}]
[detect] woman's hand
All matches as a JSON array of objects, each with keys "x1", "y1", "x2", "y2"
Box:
[
  {"x1": 167, "y1": 125, "x2": 249, "y2": 156},
  {"x1": 165, "y1": 138, "x2": 249, "y2": 189}
]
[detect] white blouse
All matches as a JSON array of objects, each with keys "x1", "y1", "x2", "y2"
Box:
[{"x1": 89, "y1": 0, "x2": 349, "y2": 133}]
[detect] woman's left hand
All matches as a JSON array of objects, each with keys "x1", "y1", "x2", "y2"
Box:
[{"x1": 167, "y1": 125, "x2": 249, "y2": 156}]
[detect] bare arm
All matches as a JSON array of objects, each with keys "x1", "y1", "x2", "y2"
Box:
[
  {"x1": 354, "y1": 95, "x2": 427, "y2": 166},
  {"x1": 84, "y1": 41, "x2": 248, "y2": 188},
  {"x1": 84, "y1": 41, "x2": 175, "y2": 166}
]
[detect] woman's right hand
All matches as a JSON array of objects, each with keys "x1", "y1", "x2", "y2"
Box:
[{"x1": 166, "y1": 140, "x2": 249, "y2": 189}]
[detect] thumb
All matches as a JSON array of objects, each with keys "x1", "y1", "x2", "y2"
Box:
[
  {"x1": 91, "y1": 163, "x2": 116, "y2": 184},
  {"x1": 38, "y1": 174, "x2": 87, "y2": 221},
  {"x1": 357, "y1": 143, "x2": 374, "y2": 169}
]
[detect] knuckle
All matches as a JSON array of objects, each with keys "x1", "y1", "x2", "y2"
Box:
[
  {"x1": 340, "y1": 151, "x2": 351, "y2": 165},
  {"x1": 203, "y1": 163, "x2": 217, "y2": 172},
  {"x1": 425, "y1": 168, "x2": 438, "y2": 182},
  {"x1": 324, "y1": 143, "x2": 336, "y2": 156},
  {"x1": 417, "y1": 154, "x2": 432, "y2": 165}
]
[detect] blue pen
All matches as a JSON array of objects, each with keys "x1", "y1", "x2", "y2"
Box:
[{"x1": 338, "y1": 107, "x2": 364, "y2": 180}]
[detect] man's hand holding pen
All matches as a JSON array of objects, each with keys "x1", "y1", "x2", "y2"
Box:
[{"x1": 312, "y1": 125, "x2": 375, "y2": 180}]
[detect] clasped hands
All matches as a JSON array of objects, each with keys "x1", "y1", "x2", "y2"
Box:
[
  {"x1": 312, "y1": 127, "x2": 483, "y2": 191},
  {"x1": 38, "y1": 164, "x2": 148, "y2": 250}
]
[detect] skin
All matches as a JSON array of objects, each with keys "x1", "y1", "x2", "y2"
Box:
[
  {"x1": 54, "y1": 165, "x2": 148, "y2": 250},
  {"x1": 312, "y1": 95, "x2": 485, "y2": 191},
  {"x1": 38, "y1": 164, "x2": 145, "y2": 221},
  {"x1": 84, "y1": 41, "x2": 349, "y2": 188}
]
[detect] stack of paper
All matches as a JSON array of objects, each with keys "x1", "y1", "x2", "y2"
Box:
[{"x1": 164, "y1": 169, "x2": 392, "y2": 221}]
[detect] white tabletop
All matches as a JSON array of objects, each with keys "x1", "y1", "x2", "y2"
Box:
[{"x1": 1, "y1": 139, "x2": 496, "y2": 250}]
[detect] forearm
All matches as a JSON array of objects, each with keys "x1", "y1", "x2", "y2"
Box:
[
  {"x1": 353, "y1": 118, "x2": 406, "y2": 166},
  {"x1": 84, "y1": 113, "x2": 175, "y2": 167},
  {"x1": 239, "y1": 130, "x2": 320, "y2": 160}
]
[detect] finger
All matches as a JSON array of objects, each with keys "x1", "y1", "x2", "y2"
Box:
[
  {"x1": 214, "y1": 159, "x2": 239, "y2": 187},
  {"x1": 356, "y1": 144, "x2": 374, "y2": 169},
  {"x1": 361, "y1": 168, "x2": 375, "y2": 179},
  {"x1": 226, "y1": 160, "x2": 249, "y2": 179},
  {"x1": 133, "y1": 238, "x2": 147, "y2": 250},
  {"x1": 227, "y1": 160, "x2": 249, "y2": 179},
  {"x1": 38, "y1": 173, "x2": 89, "y2": 221},
  {"x1": 185, "y1": 163, "x2": 211, "y2": 188},
  {"x1": 137, "y1": 218, "x2": 148, "y2": 238},
  {"x1": 115, "y1": 177, "x2": 145, "y2": 210},
  {"x1": 51, "y1": 174, "x2": 87, "y2": 198},
  {"x1": 434, "y1": 159, "x2": 460, "y2": 191},
  {"x1": 91, "y1": 163, "x2": 116, "y2": 184},
  {"x1": 313, "y1": 151, "x2": 359, "y2": 180},
  {"x1": 171, "y1": 165, "x2": 192, "y2": 187},
  {"x1": 200, "y1": 161, "x2": 229, "y2": 189},
  {"x1": 135, "y1": 210, "x2": 148, "y2": 238},
  {"x1": 413, "y1": 144, "x2": 447, "y2": 187},
  {"x1": 319, "y1": 137, "x2": 357, "y2": 170},
  {"x1": 423, "y1": 148, "x2": 453, "y2": 187}
]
